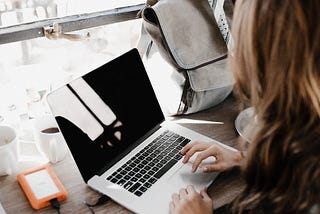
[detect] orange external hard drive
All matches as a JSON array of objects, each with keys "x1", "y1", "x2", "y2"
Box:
[{"x1": 17, "y1": 165, "x2": 68, "y2": 210}]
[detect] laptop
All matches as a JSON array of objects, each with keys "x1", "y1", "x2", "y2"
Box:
[{"x1": 46, "y1": 48, "x2": 236, "y2": 214}]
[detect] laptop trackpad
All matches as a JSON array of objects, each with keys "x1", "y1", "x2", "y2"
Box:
[{"x1": 167, "y1": 163, "x2": 218, "y2": 191}]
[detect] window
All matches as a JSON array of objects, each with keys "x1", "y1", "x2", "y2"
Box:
[{"x1": 0, "y1": 0, "x2": 145, "y2": 161}]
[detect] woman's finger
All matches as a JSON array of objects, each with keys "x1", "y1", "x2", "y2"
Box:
[
  {"x1": 183, "y1": 143, "x2": 211, "y2": 163},
  {"x1": 171, "y1": 193, "x2": 180, "y2": 205},
  {"x1": 179, "y1": 188, "x2": 188, "y2": 198},
  {"x1": 169, "y1": 201, "x2": 175, "y2": 212},
  {"x1": 202, "y1": 163, "x2": 223, "y2": 172},
  {"x1": 192, "y1": 147, "x2": 218, "y2": 172},
  {"x1": 186, "y1": 185, "x2": 196, "y2": 195},
  {"x1": 200, "y1": 188, "x2": 210, "y2": 200},
  {"x1": 180, "y1": 141, "x2": 199, "y2": 154}
]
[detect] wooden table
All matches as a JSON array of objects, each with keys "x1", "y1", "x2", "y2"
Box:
[{"x1": 0, "y1": 94, "x2": 245, "y2": 214}]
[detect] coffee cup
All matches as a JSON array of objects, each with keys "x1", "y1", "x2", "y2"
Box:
[
  {"x1": 33, "y1": 115, "x2": 68, "y2": 163},
  {"x1": 0, "y1": 125, "x2": 18, "y2": 176}
]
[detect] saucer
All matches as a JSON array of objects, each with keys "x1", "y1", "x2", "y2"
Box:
[{"x1": 235, "y1": 107, "x2": 255, "y2": 143}]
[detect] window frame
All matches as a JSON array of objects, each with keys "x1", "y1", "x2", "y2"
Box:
[{"x1": 0, "y1": 3, "x2": 144, "y2": 45}]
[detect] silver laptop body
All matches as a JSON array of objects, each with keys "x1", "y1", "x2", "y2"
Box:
[{"x1": 47, "y1": 49, "x2": 236, "y2": 214}]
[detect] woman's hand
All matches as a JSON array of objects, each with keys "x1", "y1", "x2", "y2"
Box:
[
  {"x1": 169, "y1": 185, "x2": 213, "y2": 214},
  {"x1": 180, "y1": 141, "x2": 243, "y2": 173}
]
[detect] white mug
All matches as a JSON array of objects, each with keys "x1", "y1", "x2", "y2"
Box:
[
  {"x1": 0, "y1": 126, "x2": 18, "y2": 176},
  {"x1": 33, "y1": 115, "x2": 68, "y2": 163}
]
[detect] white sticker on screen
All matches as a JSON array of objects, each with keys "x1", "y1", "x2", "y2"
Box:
[{"x1": 24, "y1": 169, "x2": 60, "y2": 200}]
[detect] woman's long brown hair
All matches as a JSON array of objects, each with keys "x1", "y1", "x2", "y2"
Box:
[{"x1": 230, "y1": 0, "x2": 320, "y2": 213}]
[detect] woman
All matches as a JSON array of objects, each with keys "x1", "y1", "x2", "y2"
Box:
[{"x1": 169, "y1": 0, "x2": 320, "y2": 213}]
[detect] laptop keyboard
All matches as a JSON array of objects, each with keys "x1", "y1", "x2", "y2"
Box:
[{"x1": 106, "y1": 130, "x2": 190, "y2": 197}]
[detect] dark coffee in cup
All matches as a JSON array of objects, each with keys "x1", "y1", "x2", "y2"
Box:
[{"x1": 41, "y1": 127, "x2": 59, "y2": 134}]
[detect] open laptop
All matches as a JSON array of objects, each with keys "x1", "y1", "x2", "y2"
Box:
[{"x1": 46, "y1": 48, "x2": 235, "y2": 213}]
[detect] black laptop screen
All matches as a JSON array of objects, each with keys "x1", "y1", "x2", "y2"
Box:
[{"x1": 47, "y1": 49, "x2": 165, "y2": 182}]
